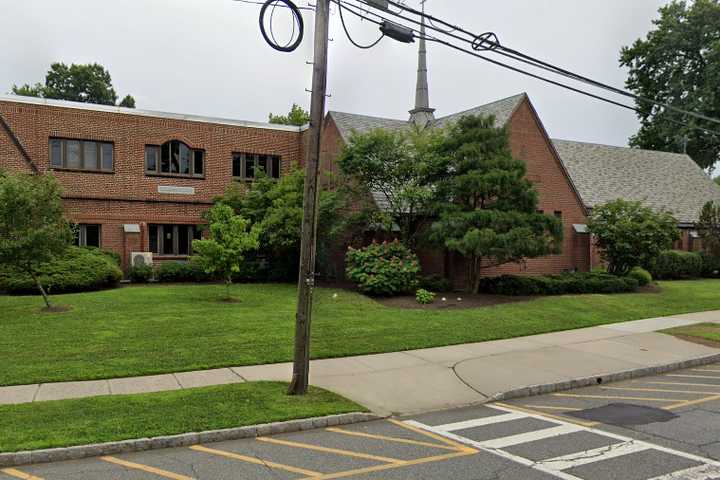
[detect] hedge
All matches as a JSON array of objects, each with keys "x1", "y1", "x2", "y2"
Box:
[
  {"x1": 155, "y1": 260, "x2": 213, "y2": 283},
  {"x1": 0, "y1": 246, "x2": 122, "y2": 294},
  {"x1": 477, "y1": 272, "x2": 639, "y2": 296},
  {"x1": 345, "y1": 241, "x2": 420, "y2": 296},
  {"x1": 700, "y1": 251, "x2": 720, "y2": 278},
  {"x1": 648, "y1": 250, "x2": 703, "y2": 280}
]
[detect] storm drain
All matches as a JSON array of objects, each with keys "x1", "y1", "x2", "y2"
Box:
[{"x1": 568, "y1": 403, "x2": 678, "y2": 426}]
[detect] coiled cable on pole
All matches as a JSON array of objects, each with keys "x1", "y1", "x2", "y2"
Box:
[{"x1": 259, "y1": 0, "x2": 304, "y2": 52}]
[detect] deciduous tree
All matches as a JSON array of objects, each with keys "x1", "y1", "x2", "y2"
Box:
[
  {"x1": 268, "y1": 103, "x2": 310, "y2": 126},
  {"x1": 698, "y1": 200, "x2": 720, "y2": 256}
]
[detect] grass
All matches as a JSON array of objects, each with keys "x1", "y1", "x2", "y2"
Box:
[
  {"x1": 662, "y1": 322, "x2": 720, "y2": 347},
  {"x1": 0, "y1": 382, "x2": 363, "y2": 453},
  {"x1": 2, "y1": 280, "x2": 720, "y2": 386}
]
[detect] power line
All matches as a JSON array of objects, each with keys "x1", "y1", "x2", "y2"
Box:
[{"x1": 336, "y1": 0, "x2": 384, "y2": 49}]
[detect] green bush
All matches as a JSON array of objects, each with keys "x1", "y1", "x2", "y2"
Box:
[
  {"x1": 0, "y1": 246, "x2": 122, "y2": 294},
  {"x1": 700, "y1": 251, "x2": 720, "y2": 278},
  {"x1": 415, "y1": 288, "x2": 436, "y2": 304},
  {"x1": 128, "y1": 264, "x2": 153, "y2": 283},
  {"x1": 477, "y1": 272, "x2": 639, "y2": 296},
  {"x1": 628, "y1": 267, "x2": 652, "y2": 286},
  {"x1": 156, "y1": 261, "x2": 212, "y2": 283},
  {"x1": 649, "y1": 250, "x2": 703, "y2": 279},
  {"x1": 345, "y1": 240, "x2": 420, "y2": 296},
  {"x1": 418, "y1": 274, "x2": 452, "y2": 293}
]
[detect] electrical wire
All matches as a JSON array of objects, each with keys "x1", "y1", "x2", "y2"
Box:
[
  {"x1": 336, "y1": 0, "x2": 384, "y2": 49},
  {"x1": 258, "y1": 0, "x2": 305, "y2": 52},
  {"x1": 234, "y1": 0, "x2": 315, "y2": 11}
]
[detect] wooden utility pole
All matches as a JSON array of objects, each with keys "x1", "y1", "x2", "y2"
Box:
[{"x1": 288, "y1": 0, "x2": 331, "y2": 395}]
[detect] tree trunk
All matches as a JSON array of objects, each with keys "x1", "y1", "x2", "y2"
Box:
[
  {"x1": 225, "y1": 275, "x2": 232, "y2": 300},
  {"x1": 473, "y1": 257, "x2": 482, "y2": 294},
  {"x1": 32, "y1": 273, "x2": 51, "y2": 309}
]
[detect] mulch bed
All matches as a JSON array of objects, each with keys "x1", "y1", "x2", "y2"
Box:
[{"x1": 375, "y1": 293, "x2": 535, "y2": 310}]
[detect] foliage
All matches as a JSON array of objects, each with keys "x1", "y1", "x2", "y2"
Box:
[
  {"x1": 698, "y1": 200, "x2": 720, "y2": 257},
  {"x1": 0, "y1": 246, "x2": 122, "y2": 294},
  {"x1": 155, "y1": 260, "x2": 212, "y2": 283},
  {"x1": 628, "y1": 267, "x2": 653, "y2": 286},
  {"x1": 0, "y1": 172, "x2": 73, "y2": 306},
  {"x1": 418, "y1": 274, "x2": 453, "y2": 293},
  {"x1": 268, "y1": 103, "x2": 310, "y2": 126},
  {"x1": 191, "y1": 204, "x2": 260, "y2": 298},
  {"x1": 12, "y1": 62, "x2": 135, "y2": 108},
  {"x1": 700, "y1": 251, "x2": 720, "y2": 277},
  {"x1": 427, "y1": 115, "x2": 563, "y2": 293},
  {"x1": 218, "y1": 169, "x2": 344, "y2": 281},
  {"x1": 588, "y1": 199, "x2": 679, "y2": 275},
  {"x1": 649, "y1": 250, "x2": 703, "y2": 279},
  {"x1": 338, "y1": 127, "x2": 440, "y2": 246},
  {"x1": 345, "y1": 240, "x2": 420, "y2": 296},
  {"x1": 415, "y1": 288, "x2": 436, "y2": 304},
  {"x1": 619, "y1": 0, "x2": 720, "y2": 170},
  {"x1": 128, "y1": 264, "x2": 153, "y2": 283},
  {"x1": 477, "y1": 272, "x2": 639, "y2": 296}
]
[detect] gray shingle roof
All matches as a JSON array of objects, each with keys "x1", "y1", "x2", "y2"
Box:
[
  {"x1": 552, "y1": 139, "x2": 720, "y2": 224},
  {"x1": 434, "y1": 93, "x2": 526, "y2": 129}
]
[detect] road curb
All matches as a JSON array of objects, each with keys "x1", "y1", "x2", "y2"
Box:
[
  {"x1": 490, "y1": 352, "x2": 720, "y2": 402},
  {"x1": 0, "y1": 411, "x2": 383, "y2": 468}
]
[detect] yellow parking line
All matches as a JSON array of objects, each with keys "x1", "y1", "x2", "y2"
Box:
[
  {"x1": 494, "y1": 402, "x2": 599, "y2": 427},
  {"x1": 386, "y1": 419, "x2": 473, "y2": 452},
  {"x1": 522, "y1": 405, "x2": 583, "y2": 411},
  {"x1": 645, "y1": 381, "x2": 720, "y2": 389},
  {"x1": 0, "y1": 468, "x2": 44, "y2": 480},
  {"x1": 257, "y1": 437, "x2": 403, "y2": 463},
  {"x1": 100, "y1": 456, "x2": 193, "y2": 480},
  {"x1": 691, "y1": 368, "x2": 720, "y2": 373},
  {"x1": 666, "y1": 374, "x2": 720, "y2": 380},
  {"x1": 664, "y1": 393, "x2": 720, "y2": 411},
  {"x1": 602, "y1": 386, "x2": 720, "y2": 395},
  {"x1": 190, "y1": 445, "x2": 321, "y2": 477},
  {"x1": 552, "y1": 393, "x2": 681, "y2": 402},
  {"x1": 325, "y1": 427, "x2": 458, "y2": 451},
  {"x1": 298, "y1": 450, "x2": 476, "y2": 480}
]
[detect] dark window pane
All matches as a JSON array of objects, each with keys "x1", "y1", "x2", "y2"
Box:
[
  {"x1": 179, "y1": 143, "x2": 190, "y2": 175},
  {"x1": 162, "y1": 225, "x2": 175, "y2": 255},
  {"x1": 66, "y1": 140, "x2": 81, "y2": 169},
  {"x1": 83, "y1": 142, "x2": 98, "y2": 170},
  {"x1": 161, "y1": 143, "x2": 170, "y2": 173},
  {"x1": 178, "y1": 226, "x2": 189, "y2": 256},
  {"x1": 272, "y1": 156, "x2": 281, "y2": 179},
  {"x1": 50, "y1": 139, "x2": 63, "y2": 167},
  {"x1": 258, "y1": 155, "x2": 268, "y2": 177},
  {"x1": 101, "y1": 143, "x2": 113, "y2": 170},
  {"x1": 72, "y1": 223, "x2": 80, "y2": 246},
  {"x1": 232, "y1": 154, "x2": 241, "y2": 177},
  {"x1": 170, "y1": 142, "x2": 180, "y2": 173},
  {"x1": 149, "y1": 225, "x2": 158, "y2": 253},
  {"x1": 194, "y1": 151, "x2": 204, "y2": 176},
  {"x1": 145, "y1": 146, "x2": 158, "y2": 172},
  {"x1": 244, "y1": 154, "x2": 255, "y2": 179},
  {"x1": 84, "y1": 224, "x2": 100, "y2": 247},
  {"x1": 193, "y1": 226, "x2": 202, "y2": 240}
]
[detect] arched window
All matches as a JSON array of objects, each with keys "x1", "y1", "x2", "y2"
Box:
[{"x1": 145, "y1": 140, "x2": 204, "y2": 178}]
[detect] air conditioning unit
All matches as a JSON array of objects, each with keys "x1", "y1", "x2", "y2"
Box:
[{"x1": 130, "y1": 252, "x2": 153, "y2": 267}]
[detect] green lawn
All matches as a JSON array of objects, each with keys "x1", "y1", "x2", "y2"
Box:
[
  {"x1": 2, "y1": 280, "x2": 720, "y2": 386},
  {"x1": 662, "y1": 322, "x2": 720, "y2": 346},
  {"x1": 0, "y1": 382, "x2": 363, "y2": 453}
]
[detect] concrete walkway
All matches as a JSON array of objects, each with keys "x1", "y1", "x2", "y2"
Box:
[{"x1": 3, "y1": 311, "x2": 720, "y2": 415}]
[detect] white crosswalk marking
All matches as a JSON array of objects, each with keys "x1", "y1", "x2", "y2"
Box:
[{"x1": 406, "y1": 404, "x2": 720, "y2": 480}]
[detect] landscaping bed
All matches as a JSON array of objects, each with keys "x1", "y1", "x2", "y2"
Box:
[
  {"x1": 0, "y1": 382, "x2": 362, "y2": 453},
  {"x1": 2, "y1": 281, "x2": 720, "y2": 386},
  {"x1": 376, "y1": 292, "x2": 534, "y2": 309}
]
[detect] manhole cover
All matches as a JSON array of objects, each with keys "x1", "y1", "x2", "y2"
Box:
[{"x1": 568, "y1": 403, "x2": 678, "y2": 426}]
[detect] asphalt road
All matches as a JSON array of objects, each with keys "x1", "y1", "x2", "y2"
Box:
[{"x1": 4, "y1": 363, "x2": 720, "y2": 479}]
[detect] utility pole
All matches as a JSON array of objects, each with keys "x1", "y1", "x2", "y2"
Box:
[{"x1": 288, "y1": 0, "x2": 331, "y2": 395}]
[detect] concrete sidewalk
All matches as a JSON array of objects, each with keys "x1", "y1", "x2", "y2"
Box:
[{"x1": 3, "y1": 310, "x2": 720, "y2": 415}]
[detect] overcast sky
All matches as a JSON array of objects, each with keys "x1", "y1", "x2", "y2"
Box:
[{"x1": 1, "y1": 0, "x2": 668, "y2": 147}]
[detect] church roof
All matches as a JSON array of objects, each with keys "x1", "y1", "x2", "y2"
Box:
[{"x1": 553, "y1": 139, "x2": 720, "y2": 224}]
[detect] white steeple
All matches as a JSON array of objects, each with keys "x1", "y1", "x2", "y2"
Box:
[{"x1": 409, "y1": 0, "x2": 435, "y2": 129}]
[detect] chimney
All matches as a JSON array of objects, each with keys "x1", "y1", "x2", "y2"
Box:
[{"x1": 409, "y1": 1, "x2": 435, "y2": 129}]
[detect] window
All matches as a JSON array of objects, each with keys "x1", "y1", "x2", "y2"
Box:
[
  {"x1": 148, "y1": 224, "x2": 201, "y2": 256},
  {"x1": 145, "y1": 141, "x2": 204, "y2": 178},
  {"x1": 49, "y1": 138, "x2": 113, "y2": 172},
  {"x1": 232, "y1": 152, "x2": 281, "y2": 180},
  {"x1": 554, "y1": 211, "x2": 562, "y2": 220},
  {"x1": 74, "y1": 224, "x2": 101, "y2": 248}
]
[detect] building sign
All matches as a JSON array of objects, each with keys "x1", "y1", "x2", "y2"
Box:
[{"x1": 158, "y1": 185, "x2": 195, "y2": 195}]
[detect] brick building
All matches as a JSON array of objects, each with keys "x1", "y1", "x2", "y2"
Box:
[{"x1": 2, "y1": 27, "x2": 718, "y2": 282}]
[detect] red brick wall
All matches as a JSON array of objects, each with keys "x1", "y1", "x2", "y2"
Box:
[{"x1": 0, "y1": 99, "x2": 304, "y2": 271}]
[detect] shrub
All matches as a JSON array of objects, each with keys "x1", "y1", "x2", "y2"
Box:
[
  {"x1": 128, "y1": 264, "x2": 153, "y2": 283},
  {"x1": 0, "y1": 246, "x2": 122, "y2": 294},
  {"x1": 649, "y1": 250, "x2": 703, "y2": 279},
  {"x1": 156, "y1": 261, "x2": 212, "y2": 283},
  {"x1": 345, "y1": 240, "x2": 420, "y2": 296},
  {"x1": 477, "y1": 272, "x2": 639, "y2": 296},
  {"x1": 416, "y1": 288, "x2": 436, "y2": 304},
  {"x1": 418, "y1": 274, "x2": 452, "y2": 293},
  {"x1": 628, "y1": 267, "x2": 652, "y2": 286},
  {"x1": 700, "y1": 251, "x2": 720, "y2": 278}
]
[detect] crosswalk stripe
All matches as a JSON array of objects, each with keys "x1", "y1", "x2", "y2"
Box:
[
  {"x1": 479, "y1": 424, "x2": 582, "y2": 449},
  {"x1": 645, "y1": 463, "x2": 720, "y2": 480},
  {"x1": 539, "y1": 442, "x2": 651, "y2": 471},
  {"x1": 433, "y1": 412, "x2": 526, "y2": 432}
]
